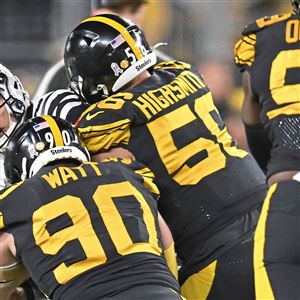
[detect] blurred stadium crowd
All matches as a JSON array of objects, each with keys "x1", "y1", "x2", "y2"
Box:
[{"x1": 0, "y1": 0, "x2": 289, "y2": 151}]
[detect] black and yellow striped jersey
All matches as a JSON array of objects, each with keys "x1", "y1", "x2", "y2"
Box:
[
  {"x1": 77, "y1": 61, "x2": 267, "y2": 281},
  {"x1": 234, "y1": 14, "x2": 300, "y2": 176},
  {"x1": 0, "y1": 159, "x2": 179, "y2": 299}
]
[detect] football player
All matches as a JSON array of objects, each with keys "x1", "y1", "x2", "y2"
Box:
[
  {"x1": 65, "y1": 14, "x2": 268, "y2": 299},
  {"x1": 0, "y1": 64, "x2": 30, "y2": 150},
  {"x1": 0, "y1": 115, "x2": 183, "y2": 300},
  {"x1": 0, "y1": 64, "x2": 51, "y2": 300},
  {"x1": 234, "y1": 1, "x2": 300, "y2": 299},
  {"x1": 33, "y1": 0, "x2": 171, "y2": 103},
  {"x1": 0, "y1": 63, "x2": 30, "y2": 188}
]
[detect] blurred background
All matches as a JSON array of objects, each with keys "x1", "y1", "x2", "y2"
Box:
[{"x1": 0, "y1": 0, "x2": 291, "y2": 150}]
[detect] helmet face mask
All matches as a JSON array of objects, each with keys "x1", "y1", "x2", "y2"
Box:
[
  {"x1": 292, "y1": 0, "x2": 300, "y2": 14},
  {"x1": 4, "y1": 116, "x2": 90, "y2": 185},
  {"x1": 64, "y1": 14, "x2": 156, "y2": 104},
  {"x1": 0, "y1": 64, "x2": 30, "y2": 148}
]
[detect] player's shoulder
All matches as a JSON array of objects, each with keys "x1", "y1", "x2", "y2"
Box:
[
  {"x1": 100, "y1": 158, "x2": 159, "y2": 197},
  {"x1": 32, "y1": 88, "x2": 88, "y2": 123},
  {"x1": 0, "y1": 181, "x2": 25, "y2": 199},
  {"x1": 242, "y1": 13, "x2": 293, "y2": 35},
  {"x1": 154, "y1": 60, "x2": 201, "y2": 82},
  {"x1": 0, "y1": 181, "x2": 25, "y2": 229},
  {"x1": 99, "y1": 157, "x2": 150, "y2": 176},
  {"x1": 32, "y1": 88, "x2": 80, "y2": 108},
  {"x1": 100, "y1": 157, "x2": 145, "y2": 172},
  {"x1": 154, "y1": 60, "x2": 192, "y2": 71},
  {"x1": 79, "y1": 92, "x2": 132, "y2": 123},
  {"x1": 234, "y1": 13, "x2": 293, "y2": 70}
]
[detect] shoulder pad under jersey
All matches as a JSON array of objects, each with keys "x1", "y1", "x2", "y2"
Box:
[
  {"x1": 154, "y1": 61, "x2": 192, "y2": 70},
  {"x1": 0, "y1": 181, "x2": 24, "y2": 229},
  {"x1": 234, "y1": 33, "x2": 256, "y2": 70},
  {"x1": 242, "y1": 13, "x2": 292, "y2": 35},
  {"x1": 134, "y1": 166, "x2": 160, "y2": 198}
]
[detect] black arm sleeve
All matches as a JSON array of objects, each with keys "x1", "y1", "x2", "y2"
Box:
[
  {"x1": 244, "y1": 123, "x2": 272, "y2": 174},
  {"x1": 22, "y1": 279, "x2": 47, "y2": 300}
]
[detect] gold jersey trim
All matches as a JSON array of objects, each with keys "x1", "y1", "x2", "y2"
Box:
[
  {"x1": 0, "y1": 182, "x2": 23, "y2": 201},
  {"x1": 266, "y1": 102, "x2": 300, "y2": 120},
  {"x1": 256, "y1": 14, "x2": 291, "y2": 29}
]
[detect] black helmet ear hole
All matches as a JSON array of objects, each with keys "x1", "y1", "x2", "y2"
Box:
[{"x1": 83, "y1": 36, "x2": 93, "y2": 46}]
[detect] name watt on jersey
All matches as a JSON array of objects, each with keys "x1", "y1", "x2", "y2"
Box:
[
  {"x1": 42, "y1": 162, "x2": 102, "y2": 189},
  {"x1": 41, "y1": 159, "x2": 132, "y2": 189}
]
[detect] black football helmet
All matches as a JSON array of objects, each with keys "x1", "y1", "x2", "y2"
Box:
[
  {"x1": 64, "y1": 14, "x2": 156, "y2": 103},
  {"x1": 0, "y1": 64, "x2": 30, "y2": 148},
  {"x1": 292, "y1": 0, "x2": 300, "y2": 14},
  {"x1": 4, "y1": 115, "x2": 90, "y2": 184}
]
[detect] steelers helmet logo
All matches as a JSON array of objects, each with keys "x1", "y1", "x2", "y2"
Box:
[
  {"x1": 35, "y1": 141, "x2": 45, "y2": 151},
  {"x1": 120, "y1": 59, "x2": 129, "y2": 69}
]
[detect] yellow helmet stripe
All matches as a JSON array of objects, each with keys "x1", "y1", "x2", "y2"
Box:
[
  {"x1": 41, "y1": 115, "x2": 64, "y2": 147},
  {"x1": 80, "y1": 16, "x2": 143, "y2": 60}
]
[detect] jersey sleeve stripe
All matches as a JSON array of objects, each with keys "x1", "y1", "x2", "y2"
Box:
[
  {"x1": 79, "y1": 119, "x2": 131, "y2": 136},
  {"x1": 0, "y1": 181, "x2": 23, "y2": 200},
  {"x1": 234, "y1": 35, "x2": 256, "y2": 68},
  {"x1": 266, "y1": 103, "x2": 300, "y2": 120},
  {"x1": 83, "y1": 127, "x2": 130, "y2": 153}
]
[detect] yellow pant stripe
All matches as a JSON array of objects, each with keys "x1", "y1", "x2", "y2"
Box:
[
  {"x1": 254, "y1": 183, "x2": 277, "y2": 300},
  {"x1": 181, "y1": 260, "x2": 216, "y2": 300}
]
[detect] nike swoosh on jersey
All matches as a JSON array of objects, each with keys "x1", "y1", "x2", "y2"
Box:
[{"x1": 86, "y1": 110, "x2": 104, "y2": 121}]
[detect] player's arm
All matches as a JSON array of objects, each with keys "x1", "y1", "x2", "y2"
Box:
[
  {"x1": 241, "y1": 72, "x2": 261, "y2": 125},
  {"x1": 92, "y1": 147, "x2": 135, "y2": 162},
  {"x1": 0, "y1": 231, "x2": 30, "y2": 300},
  {"x1": 32, "y1": 89, "x2": 89, "y2": 124},
  {"x1": 158, "y1": 213, "x2": 178, "y2": 280},
  {"x1": 242, "y1": 72, "x2": 271, "y2": 173}
]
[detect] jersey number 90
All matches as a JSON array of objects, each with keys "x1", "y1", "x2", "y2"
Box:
[{"x1": 32, "y1": 181, "x2": 161, "y2": 284}]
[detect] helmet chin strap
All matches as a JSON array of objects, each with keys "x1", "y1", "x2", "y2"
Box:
[
  {"x1": 70, "y1": 76, "x2": 85, "y2": 99},
  {"x1": 21, "y1": 157, "x2": 28, "y2": 181},
  {"x1": 0, "y1": 113, "x2": 17, "y2": 148}
]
